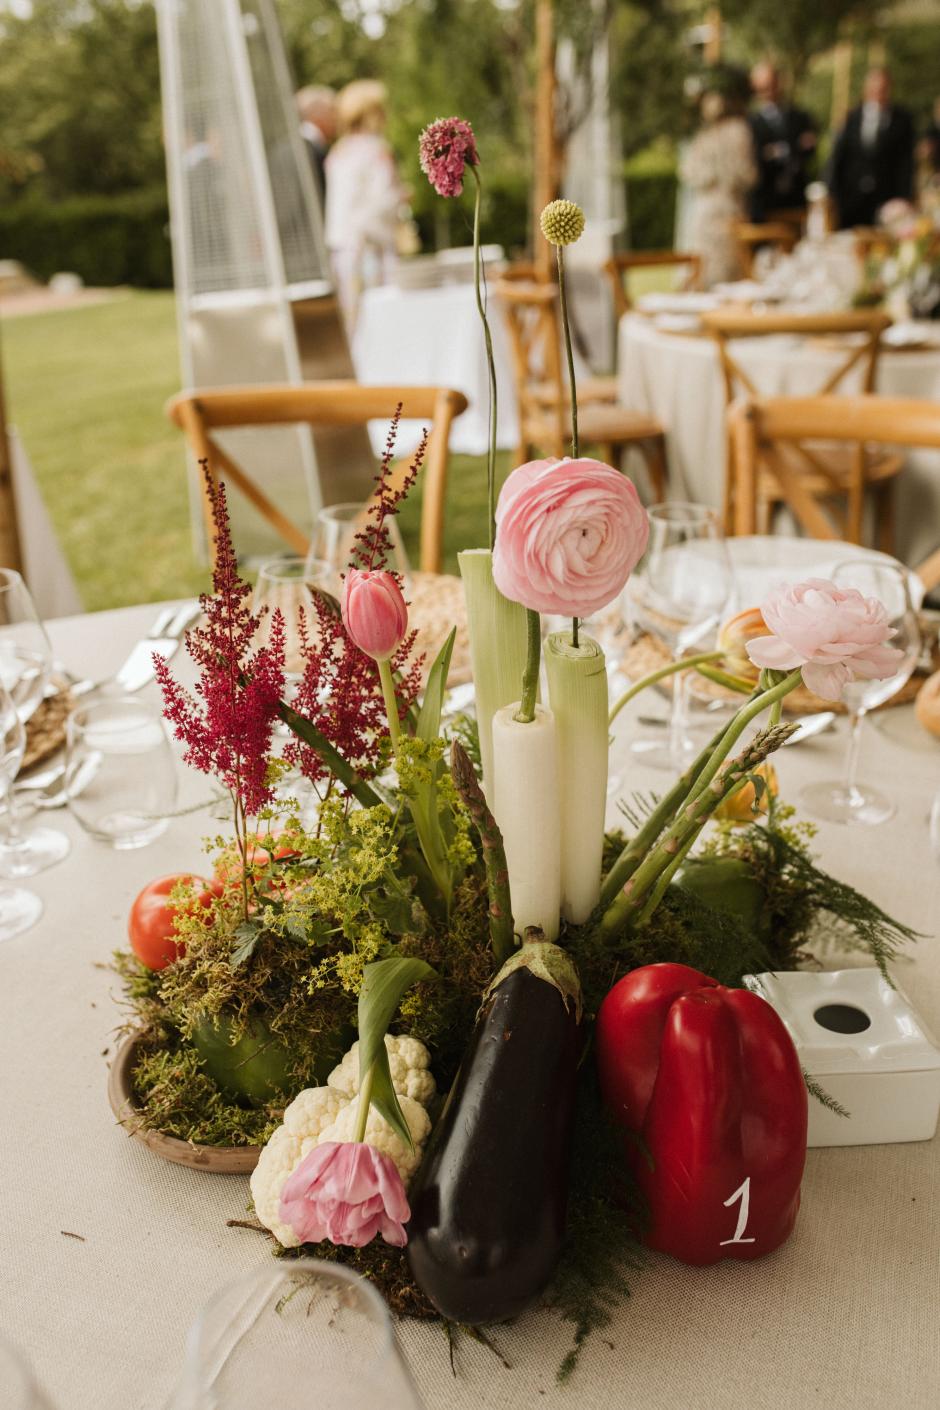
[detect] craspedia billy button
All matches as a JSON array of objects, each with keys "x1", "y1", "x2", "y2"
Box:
[{"x1": 539, "y1": 199, "x2": 585, "y2": 247}]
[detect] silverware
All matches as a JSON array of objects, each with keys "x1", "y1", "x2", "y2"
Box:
[
  {"x1": 781, "y1": 711, "x2": 837, "y2": 745},
  {"x1": 62, "y1": 600, "x2": 202, "y2": 698}
]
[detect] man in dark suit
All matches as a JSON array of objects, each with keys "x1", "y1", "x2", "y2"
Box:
[
  {"x1": 828, "y1": 68, "x2": 915, "y2": 228},
  {"x1": 296, "y1": 86, "x2": 337, "y2": 205},
  {"x1": 748, "y1": 61, "x2": 817, "y2": 220}
]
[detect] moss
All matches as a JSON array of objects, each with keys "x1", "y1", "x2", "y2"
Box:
[{"x1": 128, "y1": 1033, "x2": 280, "y2": 1147}]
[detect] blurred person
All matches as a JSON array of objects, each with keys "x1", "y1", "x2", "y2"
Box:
[
  {"x1": 828, "y1": 68, "x2": 915, "y2": 229},
  {"x1": 296, "y1": 85, "x2": 337, "y2": 203},
  {"x1": 324, "y1": 79, "x2": 407, "y2": 326},
  {"x1": 917, "y1": 96, "x2": 940, "y2": 177},
  {"x1": 680, "y1": 69, "x2": 758, "y2": 287},
  {"x1": 748, "y1": 61, "x2": 817, "y2": 220}
]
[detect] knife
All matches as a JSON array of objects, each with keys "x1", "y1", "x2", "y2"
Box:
[{"x1": 112, "y1": 600, "x2": 203, "y2": 692}]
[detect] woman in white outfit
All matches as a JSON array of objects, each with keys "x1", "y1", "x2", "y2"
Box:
[
  {"x1": 324, "y1": 80, "x2": 406, "y2": 327},
  {"x1": 681, "y1": 71, "x2": 757, "y2": 288}
]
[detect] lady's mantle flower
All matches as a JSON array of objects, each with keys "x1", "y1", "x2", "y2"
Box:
[{"x1": 419, "y1": 117, "x2": 478, "y2": 198}]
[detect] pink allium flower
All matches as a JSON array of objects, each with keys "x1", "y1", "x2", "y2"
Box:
[
  {"x1": 342, "y1": 568, "x2": 409, "y2": 661},
  {"x1": 745, "y1": 578, "x2": 904, "y2": 701},
  {"x1": 492, "y1": 457, "x2": 650, "y2": 618},
  {"x1": 419, "y1": 117, "x2": 478, "y2": 198},
  {"x1": 279, "y1": 1142, "x2": 410, "y2": 1249}
]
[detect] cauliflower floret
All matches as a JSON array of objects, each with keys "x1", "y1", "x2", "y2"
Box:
[
  {"x1": 318, "y1": 1092, "x2": 431, "y2": 1187},
  {"x1": 249, "y1": 1125, "x2": 305, "y2": 1249},
  {"x1": 328, "y1": 1035, "x2": 436, "y2": 1108},
  {"x1": 282, "y1": 1084, "x2": 347, "y2": 1140}
]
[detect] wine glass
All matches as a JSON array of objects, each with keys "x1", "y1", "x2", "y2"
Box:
[
  {"x1": 253, "y1": 556, "x2": 335, "y2": 681},
  {"x1": 0, "y1": 570, "x2": 71, "y2": 872},
  {"x1": 166, "y1": 1259, "x2": 426, "y2": 1410},
  {"x1": 313, "y1": 501, "x2": 411, "y2": 595},
  {"x1": 625, "y1": 503, "x2": 733, "y2": 770},
  {"x1": 65, "y1": 698, "x2": 176, "y2": 849},
  {"x1": 0, "y1": 681, "x2": 44, "y2": 939},
  {"x1": 802, "y1": 560, "x2": 921, "y2": 826}
]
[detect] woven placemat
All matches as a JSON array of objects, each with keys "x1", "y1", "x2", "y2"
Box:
[
  {"x1": 620, "y1": 633, "x2": 936, "y2": 716},
  {"x1": 20, "y1": 681, "x2": 75, "y2": 772},
  {"x1": 409, "y1": 572, "x2": 471, "y2": 687}
]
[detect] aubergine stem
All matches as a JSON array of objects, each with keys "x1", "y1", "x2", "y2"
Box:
[{"x1": 451, "y1": 741, "x2": 515, "y2": 963}]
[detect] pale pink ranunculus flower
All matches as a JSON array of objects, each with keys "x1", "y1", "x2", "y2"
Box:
[
  {"x1": 279, "y1": 1141, "x2": 411, "y2": 1249},
  {"x1": 341, "y1": 568, "x2": 408, "y2": 661},
  {"x1": 492, "y1": 457, "x2": 650, "y2": 618},
  {"x1": 745, "y1": 578, "x2": 904, "y2": 701}
]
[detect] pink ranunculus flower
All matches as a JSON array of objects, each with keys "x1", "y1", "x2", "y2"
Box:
[
  {"x1": 492, "y1": 457, "x2": 650, "y2": 618},
  {"x1": 418, "y1": 117, "x2": 479, "y2": 198},
  {"x1": 341, "y1": 568, "x2": 408, "y2": 661},
  {"x1": 279, "y1": 1141, "x2": 411, "y2": 1249},
  {"x1": 745, "y1": 578, "x2": 904, "y2": 701}
]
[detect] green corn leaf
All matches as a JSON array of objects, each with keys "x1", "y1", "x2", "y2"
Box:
[
  {"x1": 357, "y1": 956, "x2": 437, "y2": 1150},
  {"x1": 416, "y1": 627, "x2": 456, "y2": 744}
]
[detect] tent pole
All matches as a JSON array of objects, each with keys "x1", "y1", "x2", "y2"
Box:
[{"x1": 0, "y1": 319, "x2": 23, "y2": 573}]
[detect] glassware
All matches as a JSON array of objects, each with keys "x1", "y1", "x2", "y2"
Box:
[
  {"x1": 65, "y1": 698, "x2": 177, "y2": 848},
  {"x1": 802, "y1": 560, "x2": 921, "y2": 826},
  {"x1": 625, "y1": 502, "x2": 733, "y2": 770},
  {"x1": 0, "y1": 568, "x2": 54, "y2": 722},
  {"x1": 252, "y1": 556, "x2": 335, "y2": 680},
  {"x1": 0, "y1": 682, "x2": 44, "y2": 939},
  {"x1": 313, "y1": 501, "x2": 411, "y2": 595},
  {"x1": 167, "y1": 1259, "x2": 426, "y2": 1410}
]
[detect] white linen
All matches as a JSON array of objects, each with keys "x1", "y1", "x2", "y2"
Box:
[
  {"x1": 1, "y1": 601, "x2": 938, "y2": 1410},
  {"x1": 618, "y1": 313, "x2": 940, "y2": 568}
]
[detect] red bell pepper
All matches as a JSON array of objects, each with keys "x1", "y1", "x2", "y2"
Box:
[{"x1": 596, "y1": 962, "x2": 807, "y2": 1266}]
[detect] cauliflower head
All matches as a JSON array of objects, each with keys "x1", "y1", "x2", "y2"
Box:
[{"x1": 328, "y1": 1035, "x2": 436, "y2": 1107}]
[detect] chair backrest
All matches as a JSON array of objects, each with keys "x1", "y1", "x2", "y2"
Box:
[
  {"x1": 495, "y1": 279, "x2": 567, "y2": 448},
  {"x1": 166, "y1": 382, "x2": 468, "y2": 575},
  {"x1": 603, "y1": 251, "x2": 702, "y2": 320},
  {"x1": 734, "y1": 221, "x2": 798, "y2": 277},
  {"x1": 728, "y1": 393, "x2": 940, "y2": 586},
  {"x1": 701, "y1": 308, "x2": 892, "y2": 408}
]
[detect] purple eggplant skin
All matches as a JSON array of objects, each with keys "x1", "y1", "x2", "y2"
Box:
[{"x1": 406, "y1": 962, "x2": 582, "y2": 1325}]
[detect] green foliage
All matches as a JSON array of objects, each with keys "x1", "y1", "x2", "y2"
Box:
[
  {"x1": 719, "y1": 0, "x2": 889, "y2": 81},
  {"x1": 129, "y1": 1036, "x2": 281, "y2": 1148},
  {"x1": 0, "y1": 188, "x2": 171, "y2": 287},
  {"x1": 358, "y1": 956, "x2": 438, "y2": 1148}
]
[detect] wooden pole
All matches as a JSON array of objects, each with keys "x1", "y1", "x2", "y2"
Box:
[
  {"x1": 533, "y1": 0, "x2": 558, "y2": 280},
  {"x1": 0, "y1": 319, "x2": 23, "y2": 573},
  {"x1": 703, "y1": 6, "x2": 722, "y2": 66}
]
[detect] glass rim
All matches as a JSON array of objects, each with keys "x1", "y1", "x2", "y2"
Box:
[
  {"x1": 316, "y1": 501, "x2": 371, "y2": 523},
  {"x1": 255, "y1": 555, "x2": 332, "y2": 580},
  {"x1": 67, "y1": 696, "x2": 166, "y2": 732}
]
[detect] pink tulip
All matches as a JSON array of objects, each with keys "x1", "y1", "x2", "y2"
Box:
[
  {"x1": 279, "y1": 1141, "x2": 411, "y2": 1249},
  {"x1": 492, "y1": 457, "x2": 649, "y2": 618},
  {"x1": 745, "y1": 578, "x2": 904, "y2": 701},
  {"x1": 341, "y1": 569, "x2": 408, "y2": 661}
]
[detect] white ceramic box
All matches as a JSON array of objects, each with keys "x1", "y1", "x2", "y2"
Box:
[{"x1": 743, "y1": 969, "x2": 940, "y2": 1147}]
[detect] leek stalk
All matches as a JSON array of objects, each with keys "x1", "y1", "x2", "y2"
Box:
[
  {"x1": 544, "y1": 631, "x2": 608, "y2": 924},
  {"x1": 458, "y1": 548, "x2": 530, "y2": 796},
  {"x1": 491, "y1": 703, "x2": 561, "y2": 941}
]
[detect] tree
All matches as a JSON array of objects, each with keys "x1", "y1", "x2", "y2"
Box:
[{"x1": 719, "y1": 0, "x2": 890, "y2": 82}]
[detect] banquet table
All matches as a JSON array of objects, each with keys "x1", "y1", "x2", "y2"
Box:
[
  {"x1": 617, "y1": 313, "x2": 940, "y2": 568},
  {"x1": 353, "y1": 283, "x2": 519, "y2": 456},
  {"x1": 2, "y1": 598, "x2": 940, "y2": 1410}
]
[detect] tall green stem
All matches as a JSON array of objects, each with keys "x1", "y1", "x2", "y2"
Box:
[
  {"x1": 608, "y1": 650, "x2": 723, "y2": 726},
  {"x1": 514, "y1": 609, "x2": 542, "y2": 724},
  {"x1": 354, "y1": 1064, "x2": 375, "y2": 1144},
  {"x1": 556, "y1": 242, "x2": 580, "y2": 648},
  {"x1": 471, "y1": 164, "x2": 497, "y2": 549},
  {"x1": 684, "y1": 670, "x2": 802, "y2": 809},
  {"x1": 377, "y1": 658, "x2": 401, "y2": 751}
]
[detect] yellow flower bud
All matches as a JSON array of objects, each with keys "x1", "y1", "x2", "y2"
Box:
[
  {"x1": 540, "y1": 199, "x2": 585, "y2": 247},
  {"x1": 716, "y1": 762, "x2": 779, "y2": 824}
]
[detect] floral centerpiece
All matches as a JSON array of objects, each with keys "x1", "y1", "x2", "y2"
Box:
[
  {"x1": 855, "y1": 207, "x2": 940, "y2": 320},
  {"x1": 115, "y1": 120, "x2": 918, "y2": 1377}
]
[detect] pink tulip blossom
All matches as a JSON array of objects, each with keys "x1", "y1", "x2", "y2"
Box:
[
  {"x1": 492, "y1": 457, "x2": 650, "y2": 618},
  {"x1": 745, "y1": 578, "x2": 904, "y2": 701},
  {"x1": 342, "y1": 568, "x2": 408, "y2": 661},
  {"x1": 279, "y1": 1142, "x2": 410, "y2": 1249},
  {"x1": 418, "y1": 117, "x2": 479, "y2": 198}
]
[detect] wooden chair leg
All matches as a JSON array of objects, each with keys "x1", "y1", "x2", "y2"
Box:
[
  {"x1": 721, "y1": 429, "x2": 735, "y2": 535},
  {"x1": 639, "y1": 434, "x2": 669, "y2": 503}
]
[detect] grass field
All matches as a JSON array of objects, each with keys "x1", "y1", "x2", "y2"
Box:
[{"x1": 2, "y1": 290, "x2": 505, "y2": 610}]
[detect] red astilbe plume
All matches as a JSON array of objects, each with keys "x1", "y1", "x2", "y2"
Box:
[
  {"x1": 351, "y1": 408, "x2": 427, "y2": 579},
  {"x1": 154, "y1": 468, "x2": 286, "y2": 823}
]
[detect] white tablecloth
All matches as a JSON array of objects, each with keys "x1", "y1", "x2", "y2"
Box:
[
  {"x1": 2, "y1": 600, "x2": 939, "y2": 1410},
  {"x1": 353, "y1": 284, "x2": 519, "y2": 456},
  {"x1": 617, "y1": 314, "x2": 940, "y2": 568}
]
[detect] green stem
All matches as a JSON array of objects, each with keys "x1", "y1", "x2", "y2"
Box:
[
  {"x1": 377, "y1": 657, "x2": 401, "y2": 751},
  {"x1": 694, "y1": 663, "x2": 756, "y2": 695},
  {"x1": 556, "y1": 243, "x2": 578, "y2": 458},
  {"x1": 451, "y1": 740, "x2": 515, "y2": 962},
  {"x1": 608, "y1": 651, "x2": 723, "y2": 726},
  {"x1": 354, "y1": 1064, "x2": 375, "y2": 1144},
  {"x1": 471, "y1": 165, "x2": 497, "y2": 550},
  {"x1": 684, "y1": 670, "x2": 802, "y2": 809},
  {"x1": 514, "y1": 608, "x2": 542, "y2": 724}
]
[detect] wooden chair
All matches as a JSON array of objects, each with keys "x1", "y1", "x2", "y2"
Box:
[
  {"x1": 166, "y1": 383, "x2": 468, "y2": 574},
  {"x1": 728, "y1": 395, "x2": 940, "y2": 582},
  {"x1": 701, "y1": 307, "x2": 901, "y2": 546},
  {"x1": 735, "y1": 221, "x2": 798, "y2": 278},
  {"x1": 603, "y1": 250, "x2": 702, "y2": 320}
]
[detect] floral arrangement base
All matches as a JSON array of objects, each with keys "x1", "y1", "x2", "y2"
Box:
[{"x1": 107, "y1": 1032, "x2": 261, "y2": 1173}]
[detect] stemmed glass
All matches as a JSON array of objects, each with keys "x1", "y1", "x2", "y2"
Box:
[
  {"x1": 0, "y1": 570, "x2": 70, "y2": 874},
  {"x1": 802, "y1": 559, "x2": 921, "y2": 825},
  {"x1": 626, "y1": 503, "x2": 733, "y2": 770},
  {"x1": 166, "y1": 1259, "x2": 425, "y2": 1410},
  {"x1": 252, "y1": 556, "x2": 335, "y2": 682},
  {"x1": 0, "y1": 681, "x2": 44, "y2": 940},
  {"x1": 312, "y1": 501, "x2": 411, "y2": 595}
]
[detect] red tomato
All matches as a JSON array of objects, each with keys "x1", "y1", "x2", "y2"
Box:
[{"x1": 128, "y1": 874, "x2": 213, "y2": 971}]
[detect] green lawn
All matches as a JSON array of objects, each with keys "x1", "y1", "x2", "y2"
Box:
[{"x1": 2, "y1": 289, "x2": 503, "y2": 610}]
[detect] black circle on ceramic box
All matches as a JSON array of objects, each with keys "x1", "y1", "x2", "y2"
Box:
[{"x1": 812, "y1": 1004, "x2": 872, "y2": 1035}]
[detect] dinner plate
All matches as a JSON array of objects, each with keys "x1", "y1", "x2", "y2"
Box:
[{"x1": 726, "y1": 536, "x2": 924, "y2": 611}]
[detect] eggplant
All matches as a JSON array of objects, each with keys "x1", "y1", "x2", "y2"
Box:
[{"x1": 407, "y1": 939, "x2": 582, "y2": 1324}]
